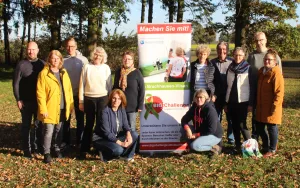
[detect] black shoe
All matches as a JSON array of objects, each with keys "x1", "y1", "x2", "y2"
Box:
[
  {"x1": 44, "y1": 153, "x2": 52, "y2": 164},
  {"x1": 55, "y1": 151, "x2": 63, "y2": 159},
  {"x1": 77, "y1": 152, "x2": 86, "y2": 160},
  {"x1": 24, "y1": 151, "x2": 32, "y2": 159}
]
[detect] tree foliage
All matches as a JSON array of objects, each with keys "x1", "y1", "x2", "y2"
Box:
[{"x1": 192, "y1": 22, "x2": 216, "y2": 44}]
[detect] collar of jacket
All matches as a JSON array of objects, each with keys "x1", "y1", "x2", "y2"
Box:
[
  {"x1": 193, "y1": 59, "x2": 211, "y2": 68},
  {"x1": 44, "y1": 65, "x2": 66, "y2": 80}
]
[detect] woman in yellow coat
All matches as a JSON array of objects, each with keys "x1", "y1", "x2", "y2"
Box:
[
  {"x1": 37, "y1": 50, "x2": 74, "y2": 164},
  {"x1": 256, "y1": 49, "x2": 284, "y2": 158}
]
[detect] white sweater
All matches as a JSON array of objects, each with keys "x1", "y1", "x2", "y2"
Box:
[{"x1": 79, "y1": 63, "x2": 112, "y2": 103}]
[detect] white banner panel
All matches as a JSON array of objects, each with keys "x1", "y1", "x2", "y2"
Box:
[{"x1": 137, "y1": 23, "x2": 192, "y2": 152}]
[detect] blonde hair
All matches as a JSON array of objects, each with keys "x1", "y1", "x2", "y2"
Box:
[
  {"x1": 90, "y1": 47, "x2": 108, "y2": 64},
  {"x1": 47, "y1": 50, "x2": 63, "y2": 69},
  {"x1": 195, "y1": 44, "x2": 211, "y2": 57},
  {"x1": 175, "y1": 47, "x2": 184, "y2": 56}
]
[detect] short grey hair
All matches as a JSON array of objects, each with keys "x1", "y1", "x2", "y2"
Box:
[
  {"x1": 234, "y1": 47, "x2": 245, "y2": 55},
  {"x1": 90, "y1": 46, "x2": 108, "y2": 64},
  {"x1": 193, "y1": 89, "x2": 210, "y2": 103}
]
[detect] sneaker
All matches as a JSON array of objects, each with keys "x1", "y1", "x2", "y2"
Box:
[
  {"x1": 55, "y1": 151, "x2": 63, "y2": 159},
  {"x1": 119, "y1": 157, "x2": 135, "y2": 162},
  {"x1": 24, "y1": 151, "x2": 32, "y2": 159},
  {"x1": 263, "y1": 151, "x2": 276, "y2": 158},
  {"x1": 43, "y1": 153, "x2": 52, "y2": 164},
  {"x1": 77, "y1": 152, "x2": 86, "y2": 160},
  {"x1": 211, "y1": 145, "x2": 221, "y2": 156}
]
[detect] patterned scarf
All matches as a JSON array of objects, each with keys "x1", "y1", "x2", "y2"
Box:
[
  {"x1": 228, "y1": 60, "x2": 249, "y2": 74},
  {"x1": 119, "y1": 66, "x2": 136, "y2": 91}
]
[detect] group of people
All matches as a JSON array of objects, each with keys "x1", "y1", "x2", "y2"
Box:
[
  {"x1": 13, "y1": 37, "x2": 145, "y2": 163},
  {"x1": 13, "y1": 31, "x2": 284, "y2": 164},
  {"x1": 181, "y1": 32, "x2": 284, "y2": 158}
]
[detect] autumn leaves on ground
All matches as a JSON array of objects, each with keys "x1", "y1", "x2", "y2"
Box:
[{"x1": 0, "y1": 67, "x2": 299, "y2": 187}]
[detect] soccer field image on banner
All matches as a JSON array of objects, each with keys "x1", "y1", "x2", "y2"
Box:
[{"x1": 137, "y1": 23, "x2": 192, "y2": 153}]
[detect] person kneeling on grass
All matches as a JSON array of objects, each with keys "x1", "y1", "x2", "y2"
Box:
[
  {"x1": 181, "y1": 89, "x2": 223, "y2": 156},
  {"x1": 92, "y1": 89, "x2": 139, "y2": 162}
]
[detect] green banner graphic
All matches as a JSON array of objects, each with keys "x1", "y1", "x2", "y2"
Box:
[{"x1": 144, "y1": 94, "x2": 160, "y2": 120}]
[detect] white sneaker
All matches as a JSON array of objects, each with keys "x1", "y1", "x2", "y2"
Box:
[{"x1": 119, "y1": 157, "x2": 134, "y2": 162}]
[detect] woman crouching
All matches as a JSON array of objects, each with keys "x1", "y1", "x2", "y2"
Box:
[
  {"x1": 93, "y1": 89, "x2": 139, "y2": 162},
  {"x1": 181, "y1": 89, "x2": 223, "y2": 156}
]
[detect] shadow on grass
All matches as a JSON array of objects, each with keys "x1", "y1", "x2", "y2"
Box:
[{"x1": 0, "y1": 64, "x2": 14, "y2": 81}]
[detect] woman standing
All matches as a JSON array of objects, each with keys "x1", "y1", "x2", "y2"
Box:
[
  {"x1": 79, "y1": 47, "x2": 112, "y2": 159},
  {"x1": 181, "y1": 89, "x2": 223, "y2": 155},
  {"x1": 93, "y1": 89, "x2": 139, "y2": 162},
  {"x1": 190, "y1": 44, "x2": 219, "y2": 104},
  {"x1": 225, "y1": 47, "x2": 253, "y2": 152},
  {"x1": 113, "y1": 51, "x2": 145, "y2": 131},
  {"x1": 166, "y1": 47, "x2": 187, "y2": 82},
  {"x1": 256, "y1": 49, "x2": 284, "y2": 158},
  {"x1": 37, "y1": 50, "x2": 73, "y2": 164}
]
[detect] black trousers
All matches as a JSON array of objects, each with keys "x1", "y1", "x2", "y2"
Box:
[
  {"x1": 228, "y1": 102, "x2": 251, "y2": 148},
  {"x1": 81, "y1": 95, "x2": 107, "y2": 153}
]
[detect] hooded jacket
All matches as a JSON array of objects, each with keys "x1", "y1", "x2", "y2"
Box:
[{"x1": 37, "y1": 65, "x2": 74, "y2": 124}]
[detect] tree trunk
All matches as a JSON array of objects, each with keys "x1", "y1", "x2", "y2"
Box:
[
  {"x1": 20, "y1": 19, "x2": 26, "y2": 61},
  {"x1": 87, "y1": 0, "x2": 98, "y2": 55},
  {"x1": 234, "y1": 0, "x2": 249, "y2": 48},
  {"x1": 168, "y1": 0, "x2": 175, "y2": 23},
  {"x1": 148, "y1": 0, "x2": 153, "y2": 23},
  {"x1": 177, "y1": 0, "x2": 184, "y2": 22},
  {"x1": 27, "y1": 20, "x2": 31, "y2": 42},
  {"x1": 141, "y1": 0, "x2": 146, "y2": 23},
  {"x1": 49, "y1": 18, "x2": 61, "y2": 50},
  {"x1": 97, "y1": 0, "x2": 103, "y2": 43},
  {"x1": 79, "y1": 12, "x2": 83, "y2": 41},
  {"x1": 34, "y1": 21, "x2": 37, "y2": 41},
  {"x1": 3, "y1": 0, "x2": 11, "y2": 65}
]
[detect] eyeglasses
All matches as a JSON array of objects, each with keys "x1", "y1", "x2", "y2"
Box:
[
  {"x1": 195, "y1": 96, "x2": 206, "y2": 99},
  {"x1": 255, "y1": 39, "x2": 265, "y2": 42},
  {"x1": 264, "y1": 58, "x2": 276, "y2": 61},
  {"x1": 234, "y1": 54, "x2": 244, "y2": 57},
  {"x1": 123, "y1": 58, "x2": 133, "y2": 61}
]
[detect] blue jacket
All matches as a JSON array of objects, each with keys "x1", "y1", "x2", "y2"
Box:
[{"x1": 93, "y1": 106, "x2": 131, "y2": 142}]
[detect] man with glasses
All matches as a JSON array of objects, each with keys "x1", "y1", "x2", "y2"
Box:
[
  {"x1": 62, "y1": 37, "x2": 88, "y2": 151},
  {"x1": 13, "y1": 41, "x2": 45, "y2": 158},
  {"x1": 211, "y1": 42, "x2": 235, "y2": 145},
  {"x1": 247, "y1": 32, "x2": 282, "y2": 140}
]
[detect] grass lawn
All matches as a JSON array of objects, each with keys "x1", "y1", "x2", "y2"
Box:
[{"x1": 0, "y1": 67, "x2": 299, "y2": 187}]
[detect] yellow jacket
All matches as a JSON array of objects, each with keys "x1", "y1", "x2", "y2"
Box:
[{"x1": 37, "y1": 65, "x2": 74, "y2": 124}]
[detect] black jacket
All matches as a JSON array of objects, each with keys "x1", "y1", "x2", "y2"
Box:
[
  {"x1": 113, "y1": 68, "x2": 145, "y2": 113},
  {"x1": 181, "y1": 101, "x2": 223, "y2": 138}
]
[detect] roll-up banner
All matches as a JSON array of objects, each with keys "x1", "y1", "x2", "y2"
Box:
[{"x1": 137, "y1": 23, "x2": 192, "y2": 153}]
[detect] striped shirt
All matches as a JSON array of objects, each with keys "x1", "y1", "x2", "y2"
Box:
[{"x1": 194, "y1": 64, "x2": 208, "y2": 90}]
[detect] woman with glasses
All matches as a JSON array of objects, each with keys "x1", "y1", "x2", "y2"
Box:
[
  {"x1": 256, "y1": 49, "x2": 284, "y2": 158},
  {"x1": 224, "y1": 47, "x2": 253, "y2": 153},
  {"x1": 113, "y1": 51, "x2": 145, "y2": 131},
  {"x1": 78, "y1": 47, "x2": 112, "y2": 159},
  {"x1": 181, "y1": 89, "x2": 223, "y2": 156}
]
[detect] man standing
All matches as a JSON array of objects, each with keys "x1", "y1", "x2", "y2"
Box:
[
  {"x1": 211, "y1": 41, "x2": 235, "y2": 145},
  {"x1": 13, "y1": 41, "x2": 45, "y2": 158},
  {"x1": 62, "y1": 37, "x2": 88, "y2": 149},
  {"x1": 247, "y1": 32, "x2": 282, "y2": 140}
]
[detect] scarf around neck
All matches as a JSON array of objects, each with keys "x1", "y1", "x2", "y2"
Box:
[
  {"x1": 119, "y1": 66, "x2": 136, "y2": 91},
  {"x1": 229, "y1": 60, "x2": 249, "y2": 74}
]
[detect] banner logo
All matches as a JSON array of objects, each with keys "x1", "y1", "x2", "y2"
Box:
[{"x1": 144, "y1": 94, "x2": 163, "y2": 120}]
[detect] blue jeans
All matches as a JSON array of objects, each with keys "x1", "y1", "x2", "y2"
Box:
[
  {"x1": 43, "y1": 122, "x2": 63, "y2": 154},
  {"x1": 218, "y1": 108, "x2": 234, "y2": 143},
  {"x1": 20, "y1": 101, "x2": 43, "y2": 153},
  {"x1": 93, "y1": 131, "x2": 139, "y2": 161},
  {"x1": 126, "y1": 112, "x2": 137, "y2": 131},
  {"x1": 63, "y1": 96, "x2": 84, "y2": 146},
  {"x1": 256, "y1": 122, "x2": 278, "y2": 152},
  {"x1": 182, "y1": 125, "x2": 221, "y2": 152}
]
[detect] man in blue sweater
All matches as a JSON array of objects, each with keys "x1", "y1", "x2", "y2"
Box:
[{"x1": 62, "y1": 37, "x2": 89, "y2": 150}]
